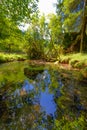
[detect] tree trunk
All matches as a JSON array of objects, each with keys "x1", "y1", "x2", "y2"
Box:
[{"x1": 80, "y1": 0, "x2": 87, "y2": 53}]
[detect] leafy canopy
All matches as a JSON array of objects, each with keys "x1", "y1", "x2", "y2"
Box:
[{"x1": 0, "y1": 0, "x2": 39, "y2": 23}]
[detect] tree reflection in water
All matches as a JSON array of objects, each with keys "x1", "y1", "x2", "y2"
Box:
[
  {"x1": 0, "y1": 63, "x2": 87, "y2": 130},
  {"x1": 0, "y1": 69, "x2": 59, "y2": 130}
]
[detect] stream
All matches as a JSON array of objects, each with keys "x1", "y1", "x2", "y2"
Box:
[{"x1": 0, "y1": 61, "x2": 87, "y2": 130}]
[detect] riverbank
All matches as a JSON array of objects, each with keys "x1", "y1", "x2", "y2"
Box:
[
  {"x1": 0, "y1": 52, "x2": 87, "y2": 82},
  {"x1": 28, "y1": 53, "x2": 87, "y2": 83},
  {"x1": 59, "y1": 53, "x2": 87, "y2": 69},
  {"x1": 0, "y1": 52, "x2": 27, "y2": 63},
  {"x1": 58, "y1": 53, "x2": 87, "y2": 82}
]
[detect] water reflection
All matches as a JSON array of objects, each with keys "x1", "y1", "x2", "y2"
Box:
[
  {"x1": 0, "y1": 62, "x2": 87, "y2": 129},
  {"x1": 13, "y1": 70, "x2": 57, "y2": 118},
  {"x1": 40, "y1": 87, "x2": 56, "y2": 116}
]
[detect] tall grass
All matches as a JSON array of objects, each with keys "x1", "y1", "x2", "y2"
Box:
[
  {"x1": 0, "y1": 52, "x2": 27, "y2": 63},
  {"x1": 60, "y1": 53, "x2": 87, "y2": 68}
]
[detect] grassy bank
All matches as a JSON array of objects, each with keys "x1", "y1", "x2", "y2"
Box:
[
  {"x1": 60, "y1": 53, "x2": 87, "y2": 68},
  {"x1": 0, "y1": 52, "x2": 27, "y2": 63},
  {"x1": 59, "y1": 53, "x2": 87, "y2": 80}
]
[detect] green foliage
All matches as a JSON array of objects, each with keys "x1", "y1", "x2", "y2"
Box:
[
  {"x1": 54, "y1": 115, "x2": 86, "y2": 130},
  {"x1": 62, "y1": 0, "x2": 83, "y2": 32},
  {"x1": 0, "y1": 0, "x2": 87, "y2": 60},
  {"x1": 55, "y1": 0, "x2": 87, "y2": 53},
  {"x1": 47, "y1": 0, "x2": 85, "y2": 55},
  {"x1": 0, "y1": 17, "x2": 25, "y2": 52},
  {"x1": 41, "y1": 13, "x2": 64, "y2": 61},
  {"x1": 70, "y1": 60, "x2": 85, "y2": 68},
  {"x1": 24, "y1": 14, "x2": 48, "y2": 59},
  {"x1": 0, "y1": 52, "x2": 27, "y2": 63},
  {"x1": 0, "y1": 0, "x2": 38, "y2": 22},
  {"x1": 39, "y1": 14, "x2": 47, "y2": 40},
  {"x1": 60, "y1": 53, "x2": 87, "y2": 68},
  {"x1": 25, "y1": 30, "x2": 44, "y2": 59},
  {"x1": 27, "y1": 41, "x2": 44, "y2": 59},
  {"x1": 63, "y1": 32, "x2": 78, "y2": 49},
  {"x1": 0, "y1": 0, "x2": 39, "y2": 58},
  {"x1": 48, "y1": 14, "x2": 63, "y2": 44}
]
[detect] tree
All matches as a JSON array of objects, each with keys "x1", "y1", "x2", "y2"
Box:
[
  {"x1": 0, "y1": 0, "x2": 39, "y2": 23},
  {"x1": 61, "y1": 0, "x2": 82, "y2": 32},
  {"x1": 24, "y1": 14, "x2": 45, "y2": 59},
  {"x1": 0, "y1": 17, "x2": 25, "y2": 52},
  {"x1": 48, "y1": 14, "x2": 63, "y2": 44},
  {"x1": 55, "y1": 0, "x2": 87, "y2": 52},
  {"x1": 0, "y1": 0, "x2": 39, "y2": 53}
]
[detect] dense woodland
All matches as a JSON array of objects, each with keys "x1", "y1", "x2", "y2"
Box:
[{"x1": 0, "y1": 0, "x2": 87, "y2": 60}]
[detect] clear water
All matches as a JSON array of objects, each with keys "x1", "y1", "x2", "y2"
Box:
[{"x1": 0, "y1": 61, "x2": 87, "y2": 130}]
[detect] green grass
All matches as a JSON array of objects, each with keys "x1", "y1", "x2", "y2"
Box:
[
  {"x1": 0, "y1": 52, "x2": 27, "y2": 63},
  {"x1": 59, "y1": 53, "x2": 87, "y2": 79},
  {"x1": 60, "y1": 53, "x2": 87, "y2": 68}
]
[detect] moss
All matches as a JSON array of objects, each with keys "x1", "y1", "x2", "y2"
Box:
[{"x1": 81, "y1": 67, "x2": 87, "y2": 78}]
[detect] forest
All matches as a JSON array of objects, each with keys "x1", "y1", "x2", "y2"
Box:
[
  {"x1": 0, "y1": 0, "x2": 87, "y2": 58},
  {"x1": 0, "y1": 0, "x2": 87, "y2": 129}
]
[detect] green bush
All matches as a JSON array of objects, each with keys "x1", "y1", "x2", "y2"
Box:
[{"x1": 27, "y1": 42, "x2": 44, "y2": 60}]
